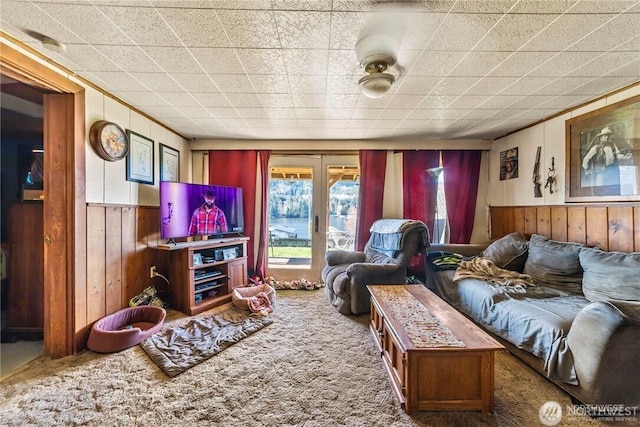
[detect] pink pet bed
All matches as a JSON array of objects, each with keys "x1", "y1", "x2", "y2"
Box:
[
  {"x1": 232, "y1": 284, "x2": 276, "y2": 314},
  {"x1": 87, "y1": 306, "x2": 166, "y2": 353}
]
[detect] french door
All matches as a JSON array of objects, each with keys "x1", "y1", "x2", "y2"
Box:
[{"x1": 266, "y1": 154, "x2": 359, "y2": 281}]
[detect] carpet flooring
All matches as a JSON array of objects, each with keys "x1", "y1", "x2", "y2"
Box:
[{"x1": 0, "y1": 289, "x2": 610, "y2": 426}]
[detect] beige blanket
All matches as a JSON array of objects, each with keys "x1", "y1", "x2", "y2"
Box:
[{"x1": 453, "y1": 257, "x2": 535, "y2": 294}]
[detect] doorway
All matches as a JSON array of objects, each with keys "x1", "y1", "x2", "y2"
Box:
[
  {"x1": 266, "y1": 154, "x2": 359, "y2": 281},
  {"x1": 1, "y1": 47, "x2": 86, "y2": 357},
  {"x1": 0, "y1": 75, "x2": 46, "y2": 377}
]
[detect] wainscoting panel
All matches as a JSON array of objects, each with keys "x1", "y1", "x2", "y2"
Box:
[
  {"x1": 490, "y1": 205, "x2": 640, "y2": 252},
  {"x1": 82, "y1": 204, "x2": 162, "y2": 345}
]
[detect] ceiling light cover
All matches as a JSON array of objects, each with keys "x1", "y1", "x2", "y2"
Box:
[
  {"x1": 359, "y1": 73, "x2": 395, "y2": 98},
  {"x1": 42, "y1": 36, "x2": 66, "y2": 53}
]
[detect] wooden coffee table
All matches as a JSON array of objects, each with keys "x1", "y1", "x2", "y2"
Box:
[{"x1": 367, "y1": 285, "x2": 504, "y2": 414}]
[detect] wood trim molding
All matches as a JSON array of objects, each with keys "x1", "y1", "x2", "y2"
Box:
[{"x1": 0, "y1": 40, "x2": 82, "y2": 94}]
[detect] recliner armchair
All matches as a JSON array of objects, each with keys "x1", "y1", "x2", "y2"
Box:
[{"x1": 322, "y1": 219, "x2": 430, "y2": 315}]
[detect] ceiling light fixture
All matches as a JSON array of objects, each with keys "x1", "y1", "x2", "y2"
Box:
[
  {"x1": 41, "y1": 36, "x2": 66, "y2": 53},
  {"x1": 358, "y1": 55, "x2": 396, "y2": 98},
  {"x1": 355, "y1": 34, "x2": 400, "y2": 99}
]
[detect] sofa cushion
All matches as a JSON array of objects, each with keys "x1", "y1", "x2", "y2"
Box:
[
  {"x1": 579, "y1": 247, "x2": 640, "y2": 302},
  {"x1": 480, "y1": 232, "x2": 529, "y2": 272},
  {"x1": 523, "y1": 234, "x2": 584, "y2": 293}
]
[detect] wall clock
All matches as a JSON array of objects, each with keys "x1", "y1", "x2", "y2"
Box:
[{"x1": 89, "y1": 120, "x2": 129, "y2": 161}]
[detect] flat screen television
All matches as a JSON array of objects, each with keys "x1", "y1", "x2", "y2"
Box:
[{"x1": 160, "y1": 181, "x2": 244, "y2": 240}]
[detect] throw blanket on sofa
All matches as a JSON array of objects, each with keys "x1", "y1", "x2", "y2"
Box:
[
  {"x1": 453, "y1": 257, "x2": 535, "y2": 294},
  {"x1": 369, "y1": 219, "x2": 430, "y2": 257}
]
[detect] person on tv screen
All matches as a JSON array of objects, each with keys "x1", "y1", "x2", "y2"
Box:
[{"x1": 189, "y1": 189, "x2": 228, "y2": 235}]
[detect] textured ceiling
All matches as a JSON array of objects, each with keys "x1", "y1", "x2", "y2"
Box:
[{"x1": 1, "y1": 0, "x2": 638, "y2": 141}]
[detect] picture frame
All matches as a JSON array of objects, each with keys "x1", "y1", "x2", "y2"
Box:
[
  {"x1": 126, "y1": 130, "x2": 154, "y2": 185},
  {"x1": 565, "y1": 95, "x2": 639, "y2": 202},
  {"x1": 160, "y1": 143, "x2": 180, "y2": 182},
  {"x1": 499, "y1": 147, "x2": 519, "y2": 180},
  {"x1": 193, "y1": 253, "x2": 203, "y2": 266}
]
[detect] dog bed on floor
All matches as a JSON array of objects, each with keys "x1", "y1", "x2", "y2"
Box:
[
  {"x1": 232, "y1": 284, "x2": 276, "y2": 313},
  {"x1": 87, "y1": 305, "x2": 166, "y2": 353}
]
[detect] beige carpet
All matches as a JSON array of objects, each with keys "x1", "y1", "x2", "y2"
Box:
[{"x1": 0, "y1": 289, "x2": 608, "y2": 426}]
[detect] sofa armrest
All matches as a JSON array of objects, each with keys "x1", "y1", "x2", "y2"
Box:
[
  {"x1": 325, "y1": 250, "x2": 366, "y2": 266},
  {"x1": 346, "y1": 262, "x2": 399, "y2": 279},
  {"x1": 428, "y1": 242, "x2": 491, "y2": 258},
  {"x1": 567, "y1": 300, "x2": 640, "y2": 405}
]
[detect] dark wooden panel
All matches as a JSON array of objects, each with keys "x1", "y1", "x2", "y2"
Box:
[
  {"x1": 490, "y1": 207, "x2": 511, "y2": 239},
  {"x1": 122, "y1": 206, "x2": 137, "y2": 305},
  {"x1": 6, "y1": 203, "x2": 44, "y2": 330},
  {"x1": 86, "y1": 206, "x2": 106, "y2": 324},
  {"x1": 586, "y1": 207, "x2": 608, "y2": 250},
  {"x1": 608, "y1": 206, "x2": 634, "y2": 252},
  {"x1": 105, "y1": 207, "x2": 123, "y2": 313},
  {"x1": 523, "y1": 207, "x2": 537, "y2": 237},
  {"x1": 567, "y1": 207, "x2": 586, "y2": 245},
  {"x1": 490, "y1": 204, "x2": 639, "y2": 250},
  {"x1": 82, "y1": 205, "x2": 161, "y2": 335},
  {"x1": 536, "y1": 207, "x2": 551, "y2": 237},
  {"x1": 551, "y1": 207, "x2": 568, "y2": 242},
  {"x1": 513, "y1": 208, "x2": 525, "y2": 236},
  {"x1": 134, "y1": 207, "x2": 150, "y2": 300}
]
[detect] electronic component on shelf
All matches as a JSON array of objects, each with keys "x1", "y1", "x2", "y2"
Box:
[{"x1": 194, "y1": 270, "x2": 222, "y2": 280}]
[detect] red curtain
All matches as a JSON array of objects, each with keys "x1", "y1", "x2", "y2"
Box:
[
  {"x1": 402, "y1": 150, "x2": 440, "y2": 278},
  {"x1": 209, "y1": 150, "x2": 258, "y2": 274},
  {"x1": 355, "y1": 150, "x2": 387, "y2": 251},
  {"x1": 254, "y1": 150, "x2": 271, "y2": 278},
  {"x1": 442, "y1": 150, "x2": 482, "y2": 244},
  {"x1": 402, "y1": 150, "x2": 440, "y2": 231}
]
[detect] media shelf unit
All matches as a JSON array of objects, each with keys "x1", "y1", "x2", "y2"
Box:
[{"x1": 157, "y1": 236, "x2": 249, "y2": 315}]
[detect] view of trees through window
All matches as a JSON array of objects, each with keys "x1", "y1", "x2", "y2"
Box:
[{"x1": 267, "y1": 168, "x2": 359, "y2": 262}]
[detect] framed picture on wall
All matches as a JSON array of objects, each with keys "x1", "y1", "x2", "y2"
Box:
[
  {"x1": 565, "y1": 95, "x2": 640, "y2": 202},
  {"x1": 160, "y1": 144, "x2": 180, "y2": 182},
  {"x1": 126, "y1": 130, "x2": 154, "y2": 185},
  {"x1": 499, "y1": 147, "x2": 518, "y2": 180}
]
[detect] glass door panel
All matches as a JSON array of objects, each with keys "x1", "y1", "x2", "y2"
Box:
[
  {"x1": 266, "y1": 154, "x2": 359, "y2": 281},
  {"x1": 267, "y1": 156, "x2": 321, "y2": 281},
  {"x1": 327, "y1": 165, "x2": 359, "y2": 251}
]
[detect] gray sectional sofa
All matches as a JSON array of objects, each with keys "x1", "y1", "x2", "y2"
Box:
[{"x1": 425, "y1": 233, "x2": 640, "y2": 407}]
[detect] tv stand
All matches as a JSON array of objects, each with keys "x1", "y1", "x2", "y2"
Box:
[
  {"x1": 166, "y1": 238, "x2": 177, "y2": 245},
  {"x1": 156, "y1": 237, "x2": 249, "y2": 315}
]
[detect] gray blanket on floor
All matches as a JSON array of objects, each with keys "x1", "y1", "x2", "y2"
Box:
[{"x1": 141, "y1": 310, "x2": 273, "y2": 377}]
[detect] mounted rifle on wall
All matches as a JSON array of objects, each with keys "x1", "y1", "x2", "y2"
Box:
[{"x1": 533, "y1": 146, "x2": 542, "y2": 198}]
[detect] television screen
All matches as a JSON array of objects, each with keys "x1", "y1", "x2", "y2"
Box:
[{"x1": 160, "y1": 181, "x2": 244, "y2": 240}]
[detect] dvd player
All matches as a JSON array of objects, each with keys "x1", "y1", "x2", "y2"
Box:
[{"x1": 194, "y1": 270, "x2": 222, "y2": 280}]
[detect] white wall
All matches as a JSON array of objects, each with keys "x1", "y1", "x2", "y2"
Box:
[
  {"x1": 85, "y1": 91, "x2": 189, "y2": 206},
  {"x1": 489, "y1": 85, "x2": 640, "y2": 206}
]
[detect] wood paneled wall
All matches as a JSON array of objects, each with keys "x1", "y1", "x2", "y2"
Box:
[
  {"x1": 80, "y1": 204, "x2": 165, "y2": 345},
  {"x1": 490, "y1": 204, "x2": 640, "y2": 252}
]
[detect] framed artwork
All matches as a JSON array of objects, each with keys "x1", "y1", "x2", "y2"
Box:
[
  {"x1": 565, "y1": 95, "x2": 639, "y2": 202},
  {"x1": 160, "y1": 144, "x2": 180, "y2": 182},
  {"x1": 499, "y1": 147, "x2": 518, "y2": 180},
  {"x1": 126, "y1": 130, "x2": 154, "y2": 185},
  {"x1": 193, "y1": 253, "x2": 203, "y2": 266}
]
